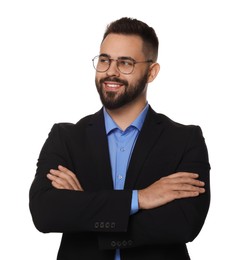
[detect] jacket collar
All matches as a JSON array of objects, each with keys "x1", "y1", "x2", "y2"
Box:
[{"x1": 86, "y1": 106, "x2": 164, "y2": 189}]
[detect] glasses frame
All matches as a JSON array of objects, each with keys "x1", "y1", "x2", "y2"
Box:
[{"x1": 92, "y1": 54, "x2": 153, "y2": 75}]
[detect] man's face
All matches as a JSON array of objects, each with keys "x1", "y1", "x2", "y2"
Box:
[{"x1": 95, "y1": 34, "x2": 150, "y2": 110}]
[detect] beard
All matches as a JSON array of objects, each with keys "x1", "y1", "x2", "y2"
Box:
[{"x1": 95, "y1": 72, "x2": 149, "y2": 110}]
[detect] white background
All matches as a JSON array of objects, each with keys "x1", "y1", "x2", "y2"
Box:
[{"x1": 1, "y1": 0, "x2": 240, "y2": 259}]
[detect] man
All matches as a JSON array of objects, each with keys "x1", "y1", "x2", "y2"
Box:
[{"x1": 29, "y1": 17, "x2": 210, "y2": 260}]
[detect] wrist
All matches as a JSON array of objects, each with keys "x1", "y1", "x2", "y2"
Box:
[{"x1": 138, "y1": 189, "x2": 146, "y2": 210}]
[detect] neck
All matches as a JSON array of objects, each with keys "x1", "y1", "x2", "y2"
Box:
[{"x1": 106, "y1": 97, "x2": 147, "y2": 131}]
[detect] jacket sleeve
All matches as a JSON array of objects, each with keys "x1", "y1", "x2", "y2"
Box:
[
  {"x1": 29, "y1": 123, "x2": 132, "y2": 234},
  {"x1": 98, "y1": 126, "x2": 211, "y2": 250}
]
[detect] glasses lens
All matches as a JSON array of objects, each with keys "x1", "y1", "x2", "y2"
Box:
[
  {"x1": 117, "y1": 59, "x2": 134, "y2": 74},
  {"x1": 92, "y1": 56, "x2": 135, "y2": 74},
  {"x1": 93, "y1": 55, "x2": 110, "y2": 72}
]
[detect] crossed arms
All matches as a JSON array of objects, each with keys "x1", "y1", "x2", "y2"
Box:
[
  {"x1": 47, "y1": 165, "x2": 205, "y2": 210},
  {"x1": 29, "y1": 121, "x2": 210, "y2": 249}
]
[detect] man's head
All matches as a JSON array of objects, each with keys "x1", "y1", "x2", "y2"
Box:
[
  {"x1": 102, "y1": 17, "x2": 159, "y2": 62},
  {"x1": 94, "y1": 17, "x2": 160, "y2": 110}
]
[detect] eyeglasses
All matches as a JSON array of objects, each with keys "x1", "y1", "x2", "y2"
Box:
[{"x1": 92, "y1": 54, "x2": 153, "y2": 75}]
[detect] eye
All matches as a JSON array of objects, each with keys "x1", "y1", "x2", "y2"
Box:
[
  {"x1": 99, "y1": 57, "x2": 110, "y2": 64},
  {"x1": 118, "y1": 59, "x2": 134, "y2": 67}
]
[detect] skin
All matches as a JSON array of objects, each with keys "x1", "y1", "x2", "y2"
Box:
[
  {"x1": 47, "y1": 34, "x2": 205, "y2": 210},
  {"x1": 96, "y1": 34, "x2": 160, "y2": 130}
]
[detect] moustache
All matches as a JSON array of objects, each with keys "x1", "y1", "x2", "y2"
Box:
[{"x1": 99, "y1": 77, "x2": 128, "y2": 86}]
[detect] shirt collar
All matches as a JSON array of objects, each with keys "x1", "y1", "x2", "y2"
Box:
[{"x1": 103, "y1": 103, "x2": 149, "y2": 134}]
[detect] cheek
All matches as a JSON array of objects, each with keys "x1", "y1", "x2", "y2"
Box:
[
  {"x1": 95, "y1": 74, "x2": 102, "y2": 85},
  {"x1": 131, "y1": 69, "x2": 145, "y2": 80},
  {"x1": 128, "y1": 73, "x2": 142, "y2": 86}
]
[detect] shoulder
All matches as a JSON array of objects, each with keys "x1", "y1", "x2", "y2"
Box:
[
  {"x1": 149, "y1": 107, "x2": 200, "y2": 130},
  {"x1": 148, "y1": 107, "x2": 205, "y2": 141},
  {"x1": 49, "y1": 108, "x2": 104, "y2": 136}
]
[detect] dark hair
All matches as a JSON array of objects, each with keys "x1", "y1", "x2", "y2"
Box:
[{"x1": 102, "y1": 17, "x2": 159, "y2": 61}]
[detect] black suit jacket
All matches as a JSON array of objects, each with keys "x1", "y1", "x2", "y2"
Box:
[{"x1": 29, "y1": 107, "x2": 210, "y2": 260}]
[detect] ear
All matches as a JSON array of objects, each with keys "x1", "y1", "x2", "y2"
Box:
[{"x1": 147, "y1": 63, "x2": 160, "y2": 83}]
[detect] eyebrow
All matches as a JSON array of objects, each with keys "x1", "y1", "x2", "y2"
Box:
[{"x1": 99, "y1": 53, "x2": 134, "y2": 60}]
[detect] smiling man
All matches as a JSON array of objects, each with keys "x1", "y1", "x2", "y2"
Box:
[{"x1": 29, "y1": 17, "x2": 210, "y2": 260}]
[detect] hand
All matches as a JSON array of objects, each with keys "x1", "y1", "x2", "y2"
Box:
[
  {"x1": 138, "y1": 172, "x2": 205, "y2": 210},
  {"x1": 47, "y1": 165, "x2": 83, "y2": 191}
]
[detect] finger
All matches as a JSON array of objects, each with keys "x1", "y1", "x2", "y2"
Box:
[
  {"x1": 164, "y1": 172, "x2": 205, "y2": 188},
  {"x1": 58, "y1": 165, "x2": 75, "y2": 177},
  {"x1": 58, "y1": 165, "x2": 82, "y2": 190},
  {"x1": 51, "y1": 170, "x2": 79, "y2": 190},
  {"x1": 51, "y1": 181, "x2": 65, "y2": 189},
  {"x1": 173, "y1": 183, "x2": 205, "y2": 193},
  {"x1": 58, "y1": 166, "x2": 83, "y2": 190},
  {"x1": 166, "y1": 172, "x2": 199, "y2": 179},
  {"x1": 49, "y1": 169, "x2": 82, "y2": 191},
  {"x1": 170, "y1": 177, "x2": 205, "y2": 187},
  {"x1": 174, "y1": 190, "x2": 201, "y2": 199},
  {"x1": 47, "y1": 173, "x2": 73, "y2": 190}
]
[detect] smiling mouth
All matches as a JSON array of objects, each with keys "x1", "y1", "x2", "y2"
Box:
[{"x1": 104, "y1": 81, "x2": 124, "y2": 91}]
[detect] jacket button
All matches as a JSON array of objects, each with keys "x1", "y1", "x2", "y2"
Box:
[
  {"x1": 94, "y1": 222, "x2": 99, "y2": 228},
  {"x1": 110, "y1": 222, "x2": 115, "y2": 228},
  {"x1": 128, "y1": 240, "x2": 133, "y2": 246},
  {"x1": 105, "y1": 222, "x2": 110, "y2": 228},
  {"x1": 100, "y1": 222, "x2": 104, "y2": 228},
  {"x1": 122, "y1": 240, "x2": 127, "y2": 247},
  {"x1": 111, "y1": 241, "x2": 116, "y2": 247}
]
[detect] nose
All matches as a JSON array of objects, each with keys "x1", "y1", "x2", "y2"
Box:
[{"x1": 106, "y1": 59, "x2": 120, "y2": 77}]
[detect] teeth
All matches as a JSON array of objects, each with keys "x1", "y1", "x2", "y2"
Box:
[{"x1": 106, "y1": 84, "x2": 120, "y2": 88}]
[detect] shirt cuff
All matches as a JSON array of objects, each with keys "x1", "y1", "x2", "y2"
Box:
[{"x1": 130, "y1": 190, "x2": 139, "y2": 215}]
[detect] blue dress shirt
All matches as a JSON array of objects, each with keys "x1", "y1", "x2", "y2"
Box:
[{"x1": 103, "y1": 103, "x2": 149, "y2": 260}]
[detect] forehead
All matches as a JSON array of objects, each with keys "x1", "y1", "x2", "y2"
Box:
[{"x1": 100, "y1": 34, "x2": 145, "y2": 59}]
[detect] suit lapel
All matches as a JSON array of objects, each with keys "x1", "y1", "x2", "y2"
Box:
[
  {"x1": 85, "y1": 107, "x2": 164, "y2": 191},
  {"x1": 124, "y1": 107, "x2": 164, "y2": 189},
  {"x1": 86, "y1": 109, "x2": 114, "y2": 190}
]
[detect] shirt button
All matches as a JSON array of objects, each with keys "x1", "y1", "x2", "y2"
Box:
[
  {"x1": 120, "y1": 147, "x2": 125, "y2": 152},
  {"x1": 118, "y1": 175, "x2": 123, "y2": 180}
]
